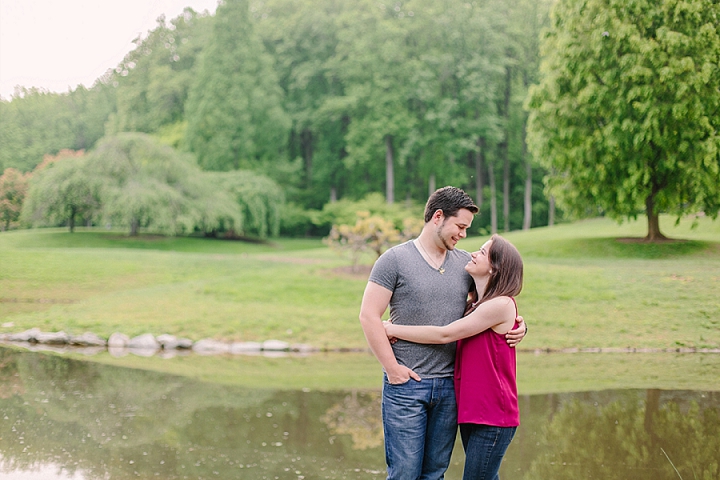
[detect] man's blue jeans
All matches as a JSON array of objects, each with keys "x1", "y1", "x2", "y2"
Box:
[
  {"x1": 459, "y1": 423, "x2": 516, "y2": 480},
  {"x1": 382, "y1": 375, "x2": 457, "y2": 480}
]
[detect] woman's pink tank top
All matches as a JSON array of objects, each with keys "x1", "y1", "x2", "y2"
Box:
[{"x1": 453, "y1": 297, "x2": 519, "y2": 426}]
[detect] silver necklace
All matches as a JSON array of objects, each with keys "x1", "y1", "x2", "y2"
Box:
[{"x1": 416, "y1": 239, "x2": 446, "y2": 274}]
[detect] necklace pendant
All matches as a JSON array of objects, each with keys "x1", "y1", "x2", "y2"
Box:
[{"x1": 438, "y1": 267, "x2": 445, "y2": 274}]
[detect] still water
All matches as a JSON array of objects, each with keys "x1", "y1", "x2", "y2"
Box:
[{"x1": 0, "y1": 346, "x2": 717, "y2": 480}]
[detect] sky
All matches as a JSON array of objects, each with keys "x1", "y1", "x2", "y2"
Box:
[{"x1": 0, "y1": 0, "x2": 219, "y2": 100}]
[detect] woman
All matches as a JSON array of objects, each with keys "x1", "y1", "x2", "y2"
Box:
[{"x1": 384, "y1": 234, "x2": 523, "y2": 480}]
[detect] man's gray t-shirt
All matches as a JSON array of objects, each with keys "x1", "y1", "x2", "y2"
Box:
[{"x1": 369, "y1": 240, "x2": 473, "y2": 377}]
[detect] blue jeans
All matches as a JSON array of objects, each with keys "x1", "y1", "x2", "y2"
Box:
[
  {"x1": 382, "y1": 375, "x2": 458, "y2": 480},
  {"x1": 459, "y1": 424, "x2": 516, "y2": 480}
]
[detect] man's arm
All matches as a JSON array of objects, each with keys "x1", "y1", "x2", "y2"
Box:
[
  {"x1": 359, "y1": 281, "x2": 421, "y2": 384},
  {"x1": 505, "y1": 316, "x2": 527, "y2": 347}
]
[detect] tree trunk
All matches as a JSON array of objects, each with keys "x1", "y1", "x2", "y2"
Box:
[
  {"x1": 475, "y1": 137, "x2": 485, "y2": 213},
  {"x1": 503, "y1": 154, "x2": 510, "y2": 232},
  {"x1": 428, "y1": 172, "x2": 436, "y2": 198},
  {"x1": 330, "y1": 186, "x2": 337, "y2": 203},
  {"x1": 501, "y1": 66, "x2": 512, "y2": 232},
  {"x1": 68, "y1": 206, "x2": 76, "y2": 233},
  {"x1": 488, "y1": 160, "x2": 498, "y2": 234},
  {"x1": 645, "y1": 193, "x2": 668, "y2": 241},
  {"x1": 301, "y1": 129, "x2": 313, "y2": 189},
  {"x1": 130, "y1": 218, "x2": 139, "y2": 236},
  {"x1": 522, "y1": 123, "x2": 532, "y2": 231},
  {"x1": 385, "y1": 135, "x2": 394, "y2": 204},
  {"x1": 548, "y1": 195, "x2": 555, "y2": 227}
]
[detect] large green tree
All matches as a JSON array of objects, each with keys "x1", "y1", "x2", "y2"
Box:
[
  {"x1": 0, "y1": 85, "x2": 115, "y2": 173},
  {"x1": 107, "y1": 9, "x2": 211, "y2": 136},
  {"x1": 528, "y1": 0, "x2": 720, "y2": 240},
  {"x1": 0, "y1": 89, "x2": 79, "y2": 172},
  {"x1": 89, "y1": 133, "x2": 241, "y2": 236},
  {"x1": 21, "y1": 152, "x2": 102, "y2": 232},
  {"x1": 184, "y1": 0, "x2": 290, "y2": 173},
  {"x1": 254, "y1": 0, "x2": 349, "y2": 208},
  {"x1": 335, "y1": 0, "x2": 418, "y2": 204}
]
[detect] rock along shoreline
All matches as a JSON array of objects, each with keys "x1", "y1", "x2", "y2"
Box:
[
  {"x1": 0, "y1": 328, "x2": 367, "y2": 358},
  {"x1": 1, "y1": 328, "x2": 718, "y2": 358}
]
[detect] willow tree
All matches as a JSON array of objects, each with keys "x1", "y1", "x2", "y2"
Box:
[
  {"x1": 89, "y1": 133, "x2": 241, "y2": 236},
  {"x1": 21, "y1": 154, "x2": 102, "y2": 232},
  {"x1": 527, "y1": 0, "x2": 720, "y2": 240}
]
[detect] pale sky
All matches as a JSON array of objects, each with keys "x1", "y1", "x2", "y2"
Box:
[{"x1": 0, "y1": 0, "x2": 219, "y2": 100}]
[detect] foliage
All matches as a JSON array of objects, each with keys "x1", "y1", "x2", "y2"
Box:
[
  {"x1": 20, "y1": 151, "x2": 102, "y2": 232},
  {"x1": 207, "y1": 170, "x2": 285, "y2": 239},
  {"x1": 527, "y1": 0, "x2": 720, "y2": 240},
  {"x1": 184, "y1": 0, "x2": 290, "y2": 172},
  {"x1": 277, "y1": 202, "x2": 321, "y2": 237},
  {"x1": 0, "y1": 86, "x2": 114, "y2": 173},
  {"x1": 106, "y1": 9, "x2": 212, "y2": 135},
  {"x1": 88, "y1": 133, "x2": 240, "y2": 236},
  {"x1": 0, "y1": 168, "x2": 29, "y2": 230},
  {"x1": 316, "y1": 192, "x2": 423, "y2": 233},
  {"x1": 254, "y1": 0, "x2": 349, "y2": 208},
  {"x1": 324, "y1": 209, "x2": 422, "y2": 271}
]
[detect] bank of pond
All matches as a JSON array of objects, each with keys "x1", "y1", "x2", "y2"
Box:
[{"x1": 0, "y1": 346, "x2": 717, "y2": 480}]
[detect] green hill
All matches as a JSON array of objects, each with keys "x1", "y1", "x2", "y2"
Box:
[{"x1": 1, "y1": 215, "x2": 718, "y2": 351}]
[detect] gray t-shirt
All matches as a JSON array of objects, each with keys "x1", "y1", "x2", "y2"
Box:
[{"x1": 368, "y1": 240, "x2": 473, "y2": 377}]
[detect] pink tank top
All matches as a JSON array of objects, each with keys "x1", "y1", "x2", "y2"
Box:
[{"x1": 453, "y1": 297, "x2": 519, "y2": 426}]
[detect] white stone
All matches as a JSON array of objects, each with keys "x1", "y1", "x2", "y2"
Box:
[
  {"x1": 35, "y1": 331, "x2": 70, "y2": 344},
  {"x1": 192, "y1": 339, "x2": 230, "y2": 354},
  {"x1": 262, "y1": 340, "x2": 289, "y2": 351},
  {"x1": 69, "y1": 332, "x2": 106, "y2": 346},
  {"x1": 108, "y1": 333, "x2": 130, "y2": 348},
  {"x1": 229, "y1": 342, "x2": 262, "y2": 354},
  {"x1": 176, "y1": 338, "x2": 194, "y2": 349},
  {"x1": 9, "y1": 328, "x2": 41, "y2": 342},
  {"x1": 128, "y1": 333, "x2": 159, "y2": 350},
  {"x1": 156, "y1": 334, "x2": 179, "y2": 350}
]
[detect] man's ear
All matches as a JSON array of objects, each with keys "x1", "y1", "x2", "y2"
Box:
[{"x1": 432, "y1": 209, "x2": 444, "y2": 224}]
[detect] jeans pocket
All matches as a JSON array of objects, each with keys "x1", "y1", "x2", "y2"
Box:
[{"x1": 385, "y1": 377, "x2": 412, "y2": 386}]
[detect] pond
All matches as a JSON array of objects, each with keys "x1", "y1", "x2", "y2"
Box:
[{"x1": 0, "y1": 346, "x2": 718, "y2": 480}]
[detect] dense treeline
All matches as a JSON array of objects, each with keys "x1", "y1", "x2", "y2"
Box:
[{"x1": 2, "y1": 0, "x2": 555, "y2": 237}]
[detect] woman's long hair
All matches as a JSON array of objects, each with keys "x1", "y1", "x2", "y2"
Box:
[{"x1": 465, "y1": 234, "x2": 523, "y2": 313}]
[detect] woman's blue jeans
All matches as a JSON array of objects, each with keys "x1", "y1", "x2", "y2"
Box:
[
  {"x1": 382, "y1": 375, "x2": 457, "y2": 480},
  {"x1": 459, "y1": 423, "x2": 516, "y2": 480}
]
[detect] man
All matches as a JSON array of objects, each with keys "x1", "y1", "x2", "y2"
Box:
[{"x1": 359, "y1": 186, "x2": 526, "y2": 480}]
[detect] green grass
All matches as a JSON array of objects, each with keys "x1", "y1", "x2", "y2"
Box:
[
  {"x1": 23, "y1": 348, "x2": 715, "y2": 393},
  {"x1": 1, "y1": 215, "x2": 719, "y2": 352}
]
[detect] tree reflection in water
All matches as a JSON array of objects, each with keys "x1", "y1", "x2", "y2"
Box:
[
  {"x1": 515, "y1": 389, "x2": 719, "y2": 479},
  {"x1": 0, "y1": 347, "x2": 717, "y2": 479}
]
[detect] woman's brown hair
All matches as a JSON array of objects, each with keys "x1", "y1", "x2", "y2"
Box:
[{"x1": 466, "y1": 234, "x2": 523, "y2": 312}]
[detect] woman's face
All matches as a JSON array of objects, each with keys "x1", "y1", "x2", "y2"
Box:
[{"x1": 466, "y1": 239, "x2": 493, "y2": 277}]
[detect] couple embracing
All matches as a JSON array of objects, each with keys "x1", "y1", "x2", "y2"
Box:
[{"x1": 359, "y1": 186, "x2": 527, "y2": 480}]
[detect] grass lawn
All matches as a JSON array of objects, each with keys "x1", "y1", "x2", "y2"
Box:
[
  {"x1": 41, "y1": 348, "x2": 718, "y2": 394},
  {"x1": 1, "y1": 215, "x2": 718, "y2": 351}
]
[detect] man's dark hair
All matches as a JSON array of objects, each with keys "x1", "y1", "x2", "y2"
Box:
[{"x1": 424, "y1": 186, "x2": 479, "y2": 223}]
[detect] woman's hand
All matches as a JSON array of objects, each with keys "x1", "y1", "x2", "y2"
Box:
[
  {"x1": 383, "y1": 320, "x2": 398, "y2": 344},
  {"x1": 505, "y1": 316, "x2": 527, "y2": 347}
]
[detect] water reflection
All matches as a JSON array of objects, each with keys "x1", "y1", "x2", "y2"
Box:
[{"x1": 0, "y1": 347, "x2": 717, "y2": 479}]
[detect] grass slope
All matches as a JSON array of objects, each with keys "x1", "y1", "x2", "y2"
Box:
[{"x1": 1, "y1": 216, "x2": 718, "y2": 351}]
